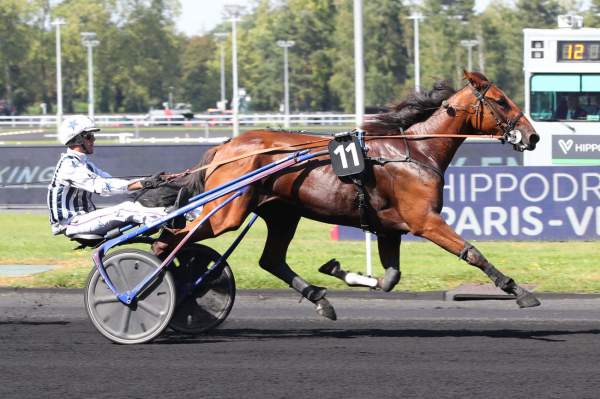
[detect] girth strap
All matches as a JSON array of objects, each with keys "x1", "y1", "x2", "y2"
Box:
[{"x1": 351, "y1": 175, "x2": 375, "y2": 233}]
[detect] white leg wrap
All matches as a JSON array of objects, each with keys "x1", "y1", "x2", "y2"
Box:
[{"x1": 344, "y1": 272, "x2": 378, "y2": 288}]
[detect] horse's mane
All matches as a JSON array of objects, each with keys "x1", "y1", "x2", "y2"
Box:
[{"x1": 362, "y1": 81, "x2": 456, "y2": 135}]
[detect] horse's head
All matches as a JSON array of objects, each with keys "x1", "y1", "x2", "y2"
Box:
[{"x1": 462, "y1": 71, "x2": 539, "y2": 152}]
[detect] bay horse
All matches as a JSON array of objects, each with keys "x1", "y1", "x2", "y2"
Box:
[{"x1": 152, "y1": 71, "x2": 542, "y2": 319}]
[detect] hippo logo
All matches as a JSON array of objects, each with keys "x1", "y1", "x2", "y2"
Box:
[{"x1": 558, "y1": 139, "x2": 574, "y2": 154}]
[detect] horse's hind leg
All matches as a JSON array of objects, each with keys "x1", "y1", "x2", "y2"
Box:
[
  {"x1": 413, "y1": 213, "x2": 540, "y2": 308},
  {"x1": 152, "y1": 189, "x2": 253, "y2": 257},
  {"x1": 257, "y1": 202, "x2": 337, "y2": 320}
]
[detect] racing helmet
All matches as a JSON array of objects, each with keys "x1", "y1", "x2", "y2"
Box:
[{"x1": 58, "y1": 115, "x2": 100, "y2": 145}]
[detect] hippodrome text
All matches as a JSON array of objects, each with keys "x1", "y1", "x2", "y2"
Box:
[{"x1": 441, "y1": 166, "x2": 600, "y2": 240}]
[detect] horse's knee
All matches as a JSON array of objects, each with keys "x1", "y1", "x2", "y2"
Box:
[{"x1": 458, "y1": 242, "x2": 489, "y2": 267}]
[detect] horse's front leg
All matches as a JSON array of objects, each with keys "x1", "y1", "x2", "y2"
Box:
[
  {"x1": 377, "y1": 233, "x2": 402, "y2": 292},
  {"x1": 317, "y1": 233, "x2": 401, "y2": 291},
  {"x1": 412, "y1": 213, "x2": 541, "y2": 308}
]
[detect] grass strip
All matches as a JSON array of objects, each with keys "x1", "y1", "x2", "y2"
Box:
[{"x1": 0, "y1": 213, "x2": 598, "y2": 292}]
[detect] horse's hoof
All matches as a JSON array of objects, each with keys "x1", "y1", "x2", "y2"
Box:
[
  {"x1": 302, "y1": 285, "x2": 327, "y2": 302},
  {"x1": 315, "y1": 298, "x2": 337, "y2": 320},
  {"x1": 318, "y1": 259, "x2": 341, "y2": 276},
  {"x1": 516, "y1": 291, "x2": 541, "y2": 308},
  {"x1": 380, "y1": 268, "x2": 401, "y2": 292}
]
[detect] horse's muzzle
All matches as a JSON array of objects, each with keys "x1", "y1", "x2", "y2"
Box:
[
  {"x1": 508, "y1": 130, "x2": 539, "y2": 152},
  {"x1": 527, "y1": 133, "x2": 540, "y2": 150}
]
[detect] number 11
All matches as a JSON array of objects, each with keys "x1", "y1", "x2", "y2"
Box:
[{"x1": 333, "y1": 142, "x2": 360, "y2": 169}]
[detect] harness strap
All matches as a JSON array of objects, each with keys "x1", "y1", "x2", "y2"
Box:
[
  {"x1": 164, "y1": 138, "x2": 332, "y2": 180},
  {"x1": 351, "y1": 175, "x2": 374, "y2": 233},
  {"x1": 364, "y1": 133, "x2": 503, "y2": 141},
  {"x1": 367, "y1": 155, "x2": 444, "y2": 179},
  {"x1": 366, "y1": 127, "x2": 445, "y2": 179}
]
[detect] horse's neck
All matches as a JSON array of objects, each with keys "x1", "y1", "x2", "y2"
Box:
[{"x1": 405, "y1": 108, "x2": 467, "y2": 172}]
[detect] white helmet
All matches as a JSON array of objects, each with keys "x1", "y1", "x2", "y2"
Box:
[{"x1": 58, "y1": 115, "x2": 100, "y2": 145}]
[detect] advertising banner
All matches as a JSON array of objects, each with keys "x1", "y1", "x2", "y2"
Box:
[
  {"x1": 450, "y1": 140, "x2": 522, "y2": 166},
  {"x1": 0, "y1": 145, "x2": 212, "y2": 206},
  {"x1": 553, "y1": 135, "x2": 600, "y2": 165},
  {"x1": 0, "y1": 141, "x2": 518, "y2": 207},
  {"x1": 336, "y1": 166, "x2": 600, "y2": 241}
]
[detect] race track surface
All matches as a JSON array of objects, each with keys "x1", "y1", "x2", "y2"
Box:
[{"x1": 1, "y1": 288, "x2": 600, "y2": 399}]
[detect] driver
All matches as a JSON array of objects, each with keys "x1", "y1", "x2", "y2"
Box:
[{"x1": 47, "y1": 115, "x2": 167, "y2": 237}]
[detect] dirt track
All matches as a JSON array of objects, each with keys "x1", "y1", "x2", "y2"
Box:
[{"x1": 1, "y1": 288, "x2": 600, "y2": 399}]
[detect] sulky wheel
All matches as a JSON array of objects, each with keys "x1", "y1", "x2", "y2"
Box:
[
  {"x1": 168, "y1": 244, "x2": 236, "y2": 334},
  {"x1": 84, "y1": 249, "x2": 176, "y2": 345}
]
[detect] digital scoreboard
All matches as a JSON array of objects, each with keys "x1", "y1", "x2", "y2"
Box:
[{"x1": 557, "y1": 41, "x2": 600, "y2": 62}]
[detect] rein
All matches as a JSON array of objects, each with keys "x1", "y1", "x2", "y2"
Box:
[
  {"x1": 162, "y1": 131, "x2": 504, "y2": 182},
  {"x1": 163, "y1": 137, "x2": 332, "y2": 180}
]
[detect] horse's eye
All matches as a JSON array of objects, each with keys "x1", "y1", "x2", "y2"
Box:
[{"x1": 496, "y1": 97, "x2": 509, "y2": 109}]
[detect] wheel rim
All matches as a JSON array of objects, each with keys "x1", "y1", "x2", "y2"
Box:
[
  {"x1": 85, "y1": 249, "x2": 175, "y2": 344},
  {"x1": 169, "y1": 244, "x2": 235, "y2": 334}
]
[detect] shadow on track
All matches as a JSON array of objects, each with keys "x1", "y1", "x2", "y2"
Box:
[
  {"x1": 0, "y1": 321, "x2": 70, "y2": 326},
  {"x1": 156, "y1": 328, "x2": 600, "y2": 345}
]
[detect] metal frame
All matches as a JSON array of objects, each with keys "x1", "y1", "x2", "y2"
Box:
[{"x1": 90, "y1": 149, "x2": 325, "y2": 305}]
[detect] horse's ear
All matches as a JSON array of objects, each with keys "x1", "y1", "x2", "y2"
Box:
[{"x1": 463, "y1": 70, "x2": 485, "y2": 89}]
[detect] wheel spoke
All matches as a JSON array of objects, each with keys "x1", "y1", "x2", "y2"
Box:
[
  {"x1": 92, "y1": 294, "x2": 120, "y2": 305},
  {"x1": 119, "y1": 305, "x2": 131, "y2": 334},
  {"x1": 114, "y1": 260, "x2": 131, "y2": 291},
  {"x1": 193, "y1": 300, "x2": 221, "y2": 318},
  {"x1": 137, "y1": 300, "x2": 164, "y2": 319}
]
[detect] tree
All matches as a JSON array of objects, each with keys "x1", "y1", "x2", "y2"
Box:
[
  {"x1": 515, "y1": 0, "x2": 563, "y2": 28},
  {"x1": 0, "y1": 1, "x2": 38, "y2": 114},
  {"x1": 330, "y1": 0, "x2": 410, "y2": 112},
  {"x1": 279, "y1": 0, "x2": 337, "y2": 111},
  {"x1": 110, "y1": 0, "x2": 183, "y2": 112},
  {"x1": 236, "y1": 0, "x2": 288, "y2": 111},
  {"x1": 584, "y1": 0, "x2": 600, "y2": 27},
  {"x1": 476, "y1": 2, "x2": 524, "y2": 104},
  {"x1": 417, "y1": 0, "x2": 478, "y2": 90},
  {"x1": 53, "y1": 0, "x2": 116, "y2": 113},
  {"x1": 180, "y1": 36, "x2": 219, "y2": 112}
]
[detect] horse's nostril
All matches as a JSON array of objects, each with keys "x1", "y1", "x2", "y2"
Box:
[{"x1": 530, "y1": 133, "x2": 540, "y2": 144}]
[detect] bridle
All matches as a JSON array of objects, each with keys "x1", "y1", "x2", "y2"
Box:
[{"x1": 468, "y1": 82, "x2": 527, "y2": 150}]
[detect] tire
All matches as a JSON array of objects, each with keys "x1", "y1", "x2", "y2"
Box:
[
  {"x1": 84, "y1": 249, "x2": 176, "y2": 344},
  {"x1": 168, "y1": 244, "x2": 236, "y2": 334}
]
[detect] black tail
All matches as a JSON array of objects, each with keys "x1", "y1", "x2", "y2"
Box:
[{"x1": 194, "y1": 145, "x2": 219, "y2": 193}]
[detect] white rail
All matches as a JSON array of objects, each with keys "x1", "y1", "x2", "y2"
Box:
[{"x1": 0, "y1": 113, "x2": 367, "y2": 128}]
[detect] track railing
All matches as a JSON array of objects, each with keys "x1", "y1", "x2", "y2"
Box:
[{"x1": 0, "y1": 113, "x2": 370, "y2": 129}]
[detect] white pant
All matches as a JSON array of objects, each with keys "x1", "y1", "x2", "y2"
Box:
[{"x1": 65, "y1": 201, "x2": 166, "y2": 236}]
